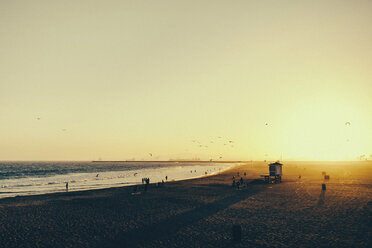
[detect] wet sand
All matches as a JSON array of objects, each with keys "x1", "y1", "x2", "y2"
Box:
[{"x1": 0, "y1": 162, "x2": 371, "y2": 247}]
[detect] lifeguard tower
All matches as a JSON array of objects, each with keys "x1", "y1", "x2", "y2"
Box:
[{"x1": 262, "y1": 161, "x2": 283, "y2": 183}]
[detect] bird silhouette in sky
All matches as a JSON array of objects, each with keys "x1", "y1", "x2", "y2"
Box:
[
  {"x1": 61, "y1": 129, "x2": 67, "y2": 131},
  {"x1": 149, "y1": 153, "x2": 152, "y2": 157},
  {"x1": 36, "y1": 117, "x2": 41, "y2": 120}
]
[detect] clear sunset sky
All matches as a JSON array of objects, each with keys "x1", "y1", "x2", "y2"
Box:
[{"x1": 1, "y1": 0, "x2": 371, "y2": 161}]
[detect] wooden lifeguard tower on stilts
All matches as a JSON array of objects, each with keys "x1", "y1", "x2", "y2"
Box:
[{"x1": 262, "y1": 161, "x2": 283, "y2": 183}]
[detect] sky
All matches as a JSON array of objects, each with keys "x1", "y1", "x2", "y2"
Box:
[{"x1": 0, "y1": 0, "x2": 371, "y2": 161}]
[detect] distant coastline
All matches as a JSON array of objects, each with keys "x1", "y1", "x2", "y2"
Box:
[{"x1": 91, "y1": 160, "x2": 252, "y2": 163}]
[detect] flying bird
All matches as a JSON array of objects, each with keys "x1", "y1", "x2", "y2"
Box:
[
  {"x1": 229, "y1": 141, "x2": 233, "y2": 143},
  {"x1": 345, "y1": 122, "x2": 351, "y2": 126},
  {"x1": 36, "y1": 117, "x2": 41, "y2": 120},
  {"x1": 61, "y1": 129, "x2": 67, "y2": 131},
  {"x1": 149, "y1": 153, "x2": 153, "y2": 157}
]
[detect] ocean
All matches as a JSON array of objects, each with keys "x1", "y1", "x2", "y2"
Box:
[{"x1": 0, "y1": 161, "x2": 237, "y2": 199}]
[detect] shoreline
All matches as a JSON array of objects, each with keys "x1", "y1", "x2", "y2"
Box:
[
  {"x1": 0, "y1": 164, "x2": 241, "y2": 204},
  {"x1": 0, "y1": 163, "x2": 238, "y2": 201},
  {"x1": 0, "y1": 162, "x2": 371, "y2": 247}
]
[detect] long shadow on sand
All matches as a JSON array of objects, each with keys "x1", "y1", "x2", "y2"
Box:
[
  {"x1": 107, "y1": 183, "x2": 267, "y2": 247},
  {"x1": 317, "y1": 190, "x2": 326, "y2": 206}
]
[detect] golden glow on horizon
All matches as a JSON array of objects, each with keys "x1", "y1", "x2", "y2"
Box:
[{"x1": 0, "y1": 0, "x2": 371, "y2": 161}]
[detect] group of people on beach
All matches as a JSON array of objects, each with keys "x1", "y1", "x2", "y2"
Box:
[
  {"x1": 141, "y1": 178, "x2": 150, "y2": 191},
  {"x1": 64, "y1": 174, "x2": 171, "y2": 194},
  {"x1": 137, "y1": 176, "x2": 168, "y2": 192},
  {"x1": 141, "y1": 177, "x2": 150, "y2": 184},
  {"x1": 232, "y1": 174, "x2": 245, "y2": 189}
]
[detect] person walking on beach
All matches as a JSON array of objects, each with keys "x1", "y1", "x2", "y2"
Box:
[
  {"x1": 65, "y1": 182, "x2": 68, "y2": 192},
  {"x1": 144, "y1": 178, "x2": 150, "y2": 192},
  {"x1": 145, "y1": 179, "x2": 149, "y2": 191}
]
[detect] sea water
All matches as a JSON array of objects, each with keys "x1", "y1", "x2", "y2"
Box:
[{"x1": 0, "y1": 161, "x2": 237, "y2": 199}]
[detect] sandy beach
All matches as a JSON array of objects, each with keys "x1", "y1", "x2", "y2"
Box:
[{"x1": 0, "y1": 162, "x2": 371, "y2": 248}]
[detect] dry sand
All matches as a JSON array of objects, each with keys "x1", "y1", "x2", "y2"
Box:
[{"x1": 0, "y1": 162, "x2": 371, "y2": 248}]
